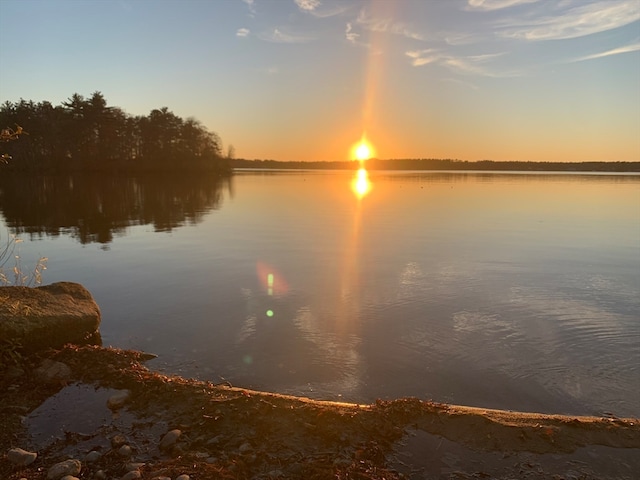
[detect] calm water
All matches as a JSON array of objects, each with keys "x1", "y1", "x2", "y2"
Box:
[{"x1": 1, "y1": 170, "x2": 639, "y2": 417}]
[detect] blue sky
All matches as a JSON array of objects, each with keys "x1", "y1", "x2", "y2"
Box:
[{"x1": 1, "y1": 0, "x2": 639, "y2": 162}]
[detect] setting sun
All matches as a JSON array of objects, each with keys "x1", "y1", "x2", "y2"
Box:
[{"x1": 351, "y1": 136, "x2": 375, "y2": 162}]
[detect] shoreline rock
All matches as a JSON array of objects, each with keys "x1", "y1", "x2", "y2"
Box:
[{"x1": 0, "y1": 282, "x2": 101, "y2": 353}]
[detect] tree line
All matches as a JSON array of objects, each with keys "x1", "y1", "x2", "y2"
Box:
[
  {"x1": 231, "y1": 158, "x2": 639, "y2": 172},
  {"x1": 0, "y1": 91, "x2": 230, "y2": 172}
]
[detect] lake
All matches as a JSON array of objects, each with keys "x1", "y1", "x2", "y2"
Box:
[{"x1": 1, "y1": 169, "x2": 638, "y2": 417}]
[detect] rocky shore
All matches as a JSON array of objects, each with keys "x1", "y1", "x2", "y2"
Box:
[
  {"x1": 2, "y1": 344, "x2": 639, "y2": 480},
  {"x1": 2, "y1": 283, "x2": 639, "y2": 479}
]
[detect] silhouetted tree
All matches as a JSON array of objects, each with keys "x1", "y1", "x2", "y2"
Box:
[{"x1": 0, "y1": 93, "x2": 230, "y2": 172}]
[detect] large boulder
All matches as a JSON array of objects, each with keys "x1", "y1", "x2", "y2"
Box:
[{"x1": 0, "y1": 282, "x2": 101, "y2": 353}]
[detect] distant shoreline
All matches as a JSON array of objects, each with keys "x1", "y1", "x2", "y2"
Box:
[{"x1": 231, "y1": 158, "x2": 640, "y2": 172}]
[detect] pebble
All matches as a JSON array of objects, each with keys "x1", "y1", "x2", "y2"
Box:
[
  {"x1": 118, "y1": 444, "x2": 133, "y2": 457},
  {"x1": 84, "y1": 450, "x2": 102, "y2": 462},
  {"x1": 159, "y1": 429, "x2": 182, "y2": 450},
  {"x1": 60, "y1": 476, "x2": 79, "y2": 480},
  {"x1": 120, "y1": 471, "x2": 141, "y2": 480},
  {"x1": 111, "y1": 434, "x2": 128, "y2": 448},
  {"x1": 125, "y1": 462, "x2": 144, "y2": 471},
  {"x1": 176, "y1": 475, "x2": 190, "y2": 480},
  {"x1": 107, "y1": 390, "x2": 130, "y2": 410},
  {"x1": 7, "y1": 447, "x2": 37, "y2": 466},
  {"x1": 46, "y1": 459, "x2": 81, "y2": 480},
  {"x1": 94, "y1": 471, "x2": 107, "y2": 480},
  {"x1": 35, "y1": 359, "x2": 72, "y2": 384},
  {"x1": 238, "y1": 442, "x2": 252, "y2": 453},
  {"x1": 207, "y1": 435, "x2": 223, "y2": 446}
]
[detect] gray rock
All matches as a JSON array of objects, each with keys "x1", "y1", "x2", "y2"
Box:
[
  {"x1": 46, "y1": 459, "x2": 81, "y2": 480},
  {"x1": 94, "y1": 470, "x2": 107, "y2": 479},
  {"x1": 34, "y1": 359, "x2": 71, "y2": 384},
  {"x1": 84, "y1": 450, "x2": 102, "y2": 463},
  {"x1": 0, "y1": 282, "x2": 101, "y2": 353},
  {"x1": 159, "y1": 429, "x2": 181, "y2": 450},
  {"x1": 206, "y1": 435, "x2": 223, "y2": 446},
  {"x1": 120, "y1": 471, "x2": 141, "y2": 480},
  {"x1": 238, "y1": 442, "x2": 252, "y2": 453},
  {"x1": 107, "y1": 390, "x2": 130, "y2": 410},
  {"x1": 7, "y1": 447, "x2": 37, "y2": 466},
  {"x1": 125, "y1": 462, "x2": 145, "y2": 472},
  {"x1": 118, "y1": 444, "x2": 133, "y2": 457}
]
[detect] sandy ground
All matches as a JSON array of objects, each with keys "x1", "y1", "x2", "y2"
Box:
[{"x1": 2, "y1": 345, "x2": 639, "y2": 479}]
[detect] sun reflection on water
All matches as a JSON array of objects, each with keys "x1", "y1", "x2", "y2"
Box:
[{"x1": 351, "y1": 167, "x2": 371, "y2": 199}]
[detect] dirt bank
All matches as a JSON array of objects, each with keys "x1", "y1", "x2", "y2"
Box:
[{"x1": 2, "y1": 345, "x2": 639, "y2": 479}]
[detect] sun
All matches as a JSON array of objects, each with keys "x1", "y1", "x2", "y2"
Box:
[
  {"x1": 355, "y1": 143, "x2": 371, "y2": 161},
  {"x1": 351, "y1": 136, "x2": 375, "y2": 162}
]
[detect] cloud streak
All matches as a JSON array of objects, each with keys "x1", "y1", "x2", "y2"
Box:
[
  {"x1": 572, "y1": 41, "x2": 640, "y2": 62},
  {"x1": 258, "y1": 28, "x2": 313, "y2": 43},
  {"x1": 356, "y1": 8, "x2": 425, "y2": 41},
  {"x1": 236, "y1": 28, "x2": 250, "y2": 38},
  {"x1": 406, "y1": 49, "x2": 519, "y2": 77},
  {"x1": 295, "y1": 0, "x2": 320, "y2": 12},
  {"x1": 466, "y1": 0, "x2": 539, "y2": 11},
  {"x1": 498, "y1": 1, "x2": 640, "y2": 41}
]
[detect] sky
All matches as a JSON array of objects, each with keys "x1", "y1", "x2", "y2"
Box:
[{"x1": 1, "y1": 0, "x2": 639, "y2": 162}]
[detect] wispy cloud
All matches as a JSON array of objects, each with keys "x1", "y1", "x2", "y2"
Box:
[
  {"x1": 241, "y1": 0, "x2": 256, "y2": 16},
  {"x1": 499, "y1": 1, "x2": 640, "y2": 41},
  {"x1": 236, "y1": 28, "x2": 250, "y2": 38},
  {"x1": 572, "y1": 41, "x2": 640, "y2": 62},
  {"x1": 406, "y1": 49, "x2": 518, "y2": 77},
  {"x1": 295, "y1": 0, "x2": 321, "y2": 12},
  {"x1": 406, "y1": 49, "x2": 439, "y2": 66},
  {"x1": 466, "y1": 0, "x2": 539, "y2": 11},
  {"x1": 443, "y1": 53, "x2": 510, "y2": 77},
  {"x1": 356, "y1": 8, "x2": 425, "y2": 41},
  {"x1": 258, "y1": 28, "x2": 313, "y2": 43},
  {"x1": 344, "y1": 21, "x2": 380, "y2": 52},
  {"x1": 296, "y1": 0, "x2": 350, "y2": 18},
  {"x1": 345, "y1": 22, "x2": 359, "y2": 44}
]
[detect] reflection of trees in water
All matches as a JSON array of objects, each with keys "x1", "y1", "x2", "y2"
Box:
[{"x1": 0, "y1": 173, "x2": 231, "y2": 244}]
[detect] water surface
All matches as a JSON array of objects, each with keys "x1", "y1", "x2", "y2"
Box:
[{"x1": 2, "y1": 170, "x2": 638, "y2": 416}]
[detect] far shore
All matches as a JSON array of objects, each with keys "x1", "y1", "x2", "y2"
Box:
[{"x1": 231, "y1": 158, "x2": 640, "y2": 172}]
